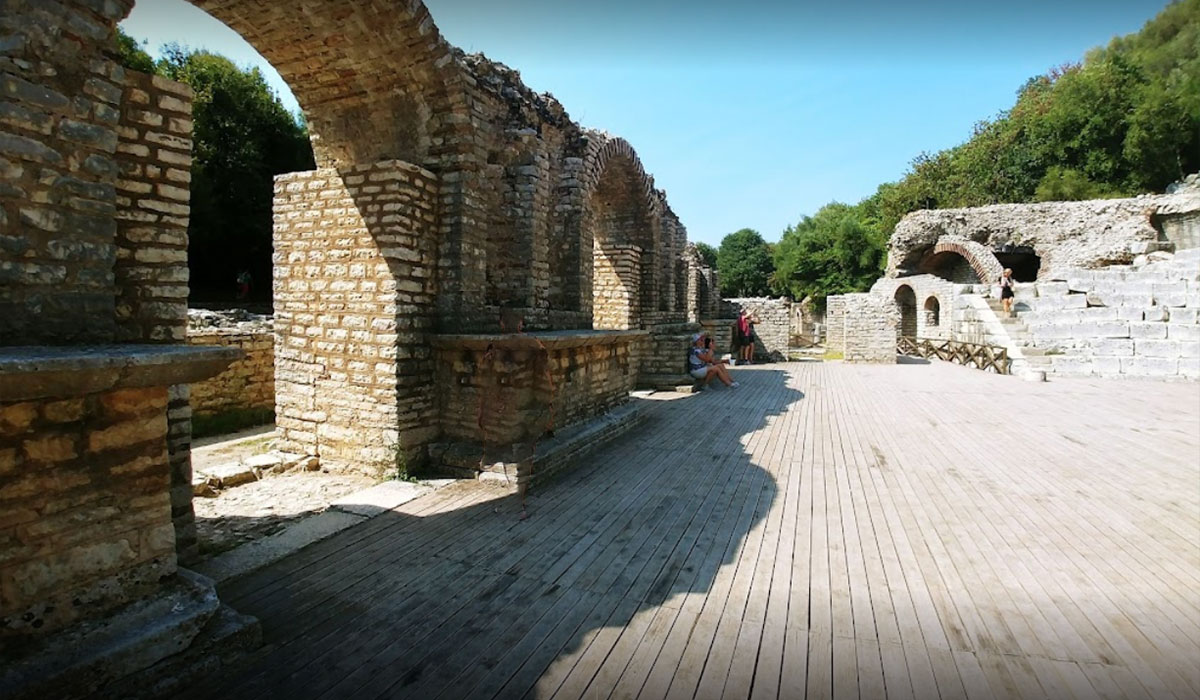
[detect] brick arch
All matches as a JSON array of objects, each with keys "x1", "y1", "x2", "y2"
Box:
[
  {"x1": 183, "y1": 0, "x2": 465, "y2": 168},
  {"x1": 921, "y1": 238, "x2": 1005, "y2": 285},
  {"x1": 567, "y1": 134, "x2": 663, "y2": 328}
]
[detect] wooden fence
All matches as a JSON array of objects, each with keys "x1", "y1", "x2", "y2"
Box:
[{"x1": 897, "y1": 336, "x2": 1011, "y2": 375}]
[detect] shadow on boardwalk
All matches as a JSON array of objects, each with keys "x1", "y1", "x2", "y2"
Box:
[{"x1": 179, "y1": 368, "x2": 802, "y2": 700}]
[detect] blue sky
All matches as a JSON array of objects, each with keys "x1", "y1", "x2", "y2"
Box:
[{"x1": 121, "y1": 0, "x2": 1170, "y2": 247}]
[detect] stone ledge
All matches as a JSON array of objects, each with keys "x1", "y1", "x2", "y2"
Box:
[
  {"x1": 431, "y1": 329, "x2": 649, "y2": 351},
  {"x1": 0, "y1": 344, "x2": 240, "y2": 401},
  {"x1": 0, "y1": 569, "x2": 257, "y2": 700}
]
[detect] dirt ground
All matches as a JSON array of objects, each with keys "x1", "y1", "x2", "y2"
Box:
[{"x1": 190, "y1": 427, "x2": 378, "y2": 558}]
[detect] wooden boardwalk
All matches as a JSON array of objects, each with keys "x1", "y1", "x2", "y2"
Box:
[{"x1": 184, "y1": 362, "x2": 1200, "y2": 700}]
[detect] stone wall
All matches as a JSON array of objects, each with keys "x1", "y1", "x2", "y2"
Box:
[
  {"x1": 187, "y1": 329, "x2": 274, "y2": 416},
  {"x1": 593, "y1": 244, "x2": 641, "y2": 330},
  {"x1": 829, "y1": 293, "x2": 899, "y2": 364},
  {"x1": 0, "y1": 387, "x2": 176, "y2": 639},
  {"x1": 638, "y1": 321, "x2": 700, "y2": 389},
  {"x1": 722, "y1": 297, "x2": 792, "y2": 361},
  {"x1": 272, "y1": 162, "x2": 439, "y2": 476},
  {"x1": 888, "y1": 189, "x2": 1200, "y2": 281},
  {"x1": 826, "y1": 297, "x2": 846, "y2": 354},
  {"x1": 113, "y1": 72, "x2": 194, "y2": 344},
  {"x1": 869, "y1": 275, "x2": 956, "y2": 341},
  {"x1": 430, "y1": 330, "x2": 643, "y2": 453}
]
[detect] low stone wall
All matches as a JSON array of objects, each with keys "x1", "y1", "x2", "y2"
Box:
[
  {"x1": 722, "y1": 297, "x2": 792, "y2": 361},
  {"x1": 639, "y1": 321, "x2": 700, "y2": 389},
  {"x1": 1, "y1": 387, "x2": 177, "y2": 639},
  {"x1": 431, "y1": 330, "x2": 644, "y2": 455},
  {"x1": 699, "y1": 318, "x2": 738, "y2": 357},
  {"x1": 828, "y1": 293, "x2": 898, "y2": 364},
  {"x1": 186, "y1": 329, "x2": 274, "y2": 417}
]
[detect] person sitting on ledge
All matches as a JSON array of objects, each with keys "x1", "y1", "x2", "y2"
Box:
[{"x1": 689, "y1": 333, "x2": 737, "y2": 389}]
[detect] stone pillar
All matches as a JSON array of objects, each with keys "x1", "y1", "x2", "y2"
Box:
[
  {"x1": 167, "y1": 384, "x2": 198, "y2": 565},
  {"x1": 273, "y1": 160, "x2": 440, "y2": 476}
]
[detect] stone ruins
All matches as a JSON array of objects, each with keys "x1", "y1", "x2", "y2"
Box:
[
  {"x1": 2, "y1": 0, "x2": 1199, "y2": 696},
  {"x1": 831, "y1": 181, "x2": 1200, "y2": 379},
  {"x1": 0, "y1": 0, "x2": 731, "y2": 695}
]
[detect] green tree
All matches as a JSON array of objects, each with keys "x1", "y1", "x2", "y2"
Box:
[
  {"x1": 717, "y1": 229, "x2": 774, "y2": 297},
  {"x1": 1034, "y1": 166, "x2": 1122, "y2": 202},
  {"x1": 114, "y1": 28, "x2": 156, "y2": 74},
  {"x1": 772, "y1": 203, "x2": 887, "y2": 309},
  {"x1": 694, "y1": 242, "x2": 718, "y2": 268},
  {"x1": 156, "y1": 45, "x2": 315, "y2": 300}
]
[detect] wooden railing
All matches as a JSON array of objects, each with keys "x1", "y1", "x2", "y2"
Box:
[{"x1": 897, "y1": 336, "x2": 1011, "y2": 375}]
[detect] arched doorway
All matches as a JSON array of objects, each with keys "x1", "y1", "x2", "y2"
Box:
[
  {"x1": 895, "y1": 285, "x2": 918, "y2": 339},
  {"x1": 581, "y1": 138, "x2": 661, "y2": 330}
]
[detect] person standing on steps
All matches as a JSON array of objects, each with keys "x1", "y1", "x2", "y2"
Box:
[{"x1": 999, "y1": 268, "x2": 1015, "y2": 317}]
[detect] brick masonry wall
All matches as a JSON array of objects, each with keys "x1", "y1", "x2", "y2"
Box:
[
  {"x1": 722, "y1": 297, "x2": 793, "y2": 361},
  {"x1": 833, "y1": 293, "x2": 899, "y2": 364},
  {"x1": 593, "y1": 244, "x2": 641, "y2": 330},
  {"x1": 639, "y1": 322, "x2": 701, "y2": 388},
  {"x1": 826, "y1": 297, "x2": 846, "y2": 354},
  {"x1": 187, "y1": 329, "x2": 274, "y2": 416},
  {"x1": 0, "y1": 1, "x2": 133, "y2": 345},
  {"x1": 870, "y1": 275, "x2": 956, "y2": 341},
  {"x1": 432, "y1": 333, "x2": 640, "y2": 449},
  {"x1": 113, "y1": 72, "x2": 193, "y2": 344},
  {"x1": 273, "y1": 161, "x2": 439, "y2": 476},
  {"x1": 0, "y1": 387, "x2": 177, "y2": 638}
]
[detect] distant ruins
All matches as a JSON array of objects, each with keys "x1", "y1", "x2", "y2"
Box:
[
  {"x1": 831, "y1": 181, "x2": 1200, "y2": 380},
  {"x1": 0, "y1": 1, "x2": 723, "y2": 696}
]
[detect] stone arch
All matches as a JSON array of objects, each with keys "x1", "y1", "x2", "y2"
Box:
[
  {"x1": 895, "y1": 284, "x2": 918, "y2": 339},
  {"x1": 924, "y1": 295, "x2": 941, "y2": 327},
  {"x1": 576, "y1": 134, "x2": 663, "y2": 329},
  {"x1": 184, "y1": 0, "x2": 465, "y2": 169},
  {"x1": 919, "y1": 238, "x2": 1005, "y2": 285}
]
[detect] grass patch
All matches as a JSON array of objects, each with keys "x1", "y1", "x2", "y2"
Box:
[
  {"x1": 192, "y1": 408, "x2": 275, "y2": 440},
  {"x1": 822, "y1": 350, "x2": 844, "y2": 361}
]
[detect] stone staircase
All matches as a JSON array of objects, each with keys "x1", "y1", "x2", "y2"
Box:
[{"x1": 982, "y1": 296, "x2": 1065, "y2": 380}]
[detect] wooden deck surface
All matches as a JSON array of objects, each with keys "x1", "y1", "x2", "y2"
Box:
[{"x1": 184, "y1": 361, "x2": 1200, "y2": 700}]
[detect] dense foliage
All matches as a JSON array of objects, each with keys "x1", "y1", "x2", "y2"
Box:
[
  {"x1": 716, "y1": 229, "x2": 774, "y2": 297},
  {"x1": 114, "y1": 30, "x2": 315, "y2": 302},
  {"x1": 771, "y1": 202, "x2": 887, "y2": 308}
]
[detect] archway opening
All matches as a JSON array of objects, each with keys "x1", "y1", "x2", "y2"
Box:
[
  {"x1": 995, "y1": 246, "x2": 1042, "y2": 282},
  {"x1": 924, "y1": 296, "x2": 941, "y2": 327},
  {"x1": 918, "y1": 250, "x2": 981, "y2": 284},
  {"x1": 895, "y1": 285, "x2": 918, "y2": 339},
  {"x1": 589, "y1": 154, "x2": 658, "y2": 330}
]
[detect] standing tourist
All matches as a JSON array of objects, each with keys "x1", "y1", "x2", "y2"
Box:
[{"x1": 999, "y1": 268, "x2": 1015, "y2": 316}]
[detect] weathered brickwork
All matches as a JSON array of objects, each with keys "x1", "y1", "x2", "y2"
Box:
[
  {"x1": 723, "y1": 297, "x2": 792, "y2": 361},
  {"x1": 0, "y1": 387, "x2": 176, "y2": 639},
  {"x1": 889, "y1": 189, "x2": 1200, "y2": 281},
  {"x1": 272, "y1": 162, "x2": 439, "y2": 476},
  {"x1": 825, "y1": 297, "x2": 846, "y2": 354},
  {"x1": 593, "y1": 244, "x2": 642, "y2": 330},
  {"x1": 831, "y1": 293, "x2": 899, "y2": 364},
  {"x1": 187, "y1": 329, "x2": 273, "y2": 416},
  {"x1": 113, "y1": 71, "x2": 194, "y2": 344},
  {"x1": 431, "y1": 331, "x2": 642, "y2": 450},
  {"x1": 870, "y1": 276, "x2": 956, "y2": 341},
  {"x1": 0, "y1": 1, "x2": 133, "y2": 345}
]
